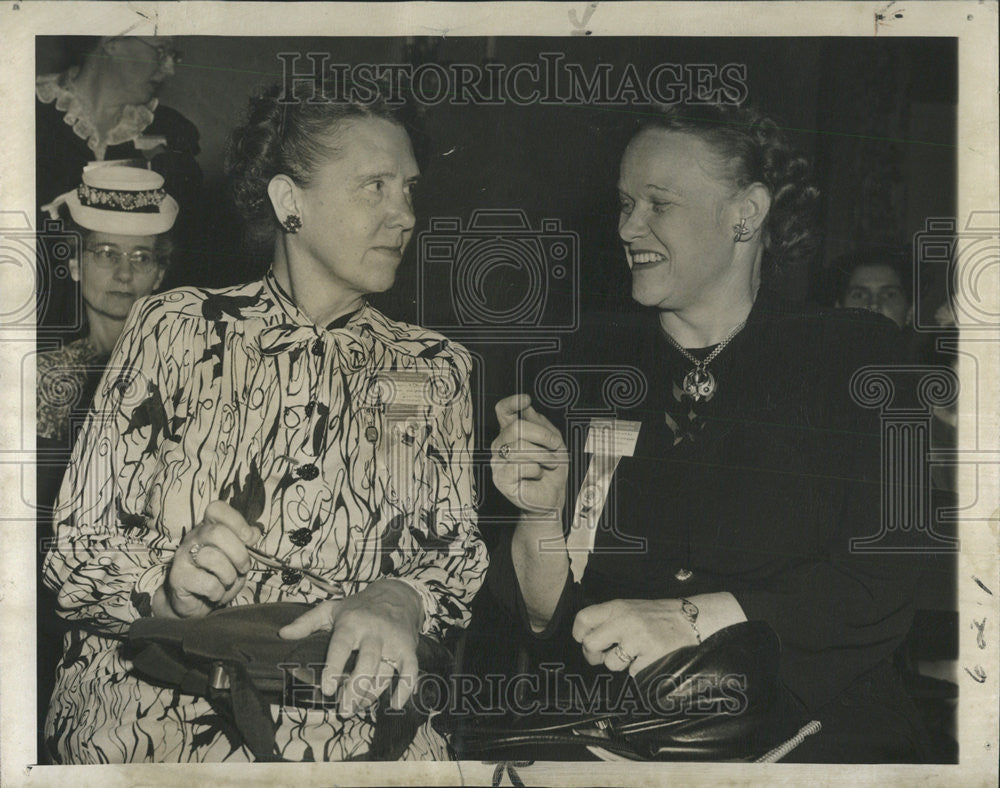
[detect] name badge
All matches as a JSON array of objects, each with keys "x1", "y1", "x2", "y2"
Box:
[
  {"x1": 584, "y1": 419, "x2": 641, "y2": 457},
  {"x1": 372, "y1": 371, "x2": 433, "y2": 410},
  {"x1": 567, "y1": 419, "x2": 641, "y2": 583}
]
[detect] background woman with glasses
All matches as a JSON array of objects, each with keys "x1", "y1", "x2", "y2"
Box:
[
  {"x1": 36, "y1": 35, "x2": 202, "y2": 335},
  {"x1": 37, "y1": 161, "x2": 176, "y2": 456}
]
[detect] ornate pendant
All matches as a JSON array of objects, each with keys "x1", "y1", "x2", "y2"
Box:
[
  {"x1": 682, "y1": 367, "x2": 716, "y2": 402},
  {"x1": 365, "y1": 424, "x2": 379, "y2": 443},
  {"x1": 674, "y1": 568, "x2": 693, "y2": 582}
]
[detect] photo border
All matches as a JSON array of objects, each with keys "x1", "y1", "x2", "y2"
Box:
[{"x1": 1, "y1": 2, "x2": 997, "y2": 785}]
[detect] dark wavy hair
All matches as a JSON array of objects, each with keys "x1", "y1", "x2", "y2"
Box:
[
  {"x1": 630, "y1": 103, "x2": 820, "y2": 279},
  {"x1": 226, "y1": 72, "x2": 421, "y2": 252},
  {"x1": 828, "y1": 245, "x2": 914, "y2": 306}
]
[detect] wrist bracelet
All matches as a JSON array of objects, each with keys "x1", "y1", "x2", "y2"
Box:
[{"x1": 679, "y1": 597, "x2": 702, "y2": 643}]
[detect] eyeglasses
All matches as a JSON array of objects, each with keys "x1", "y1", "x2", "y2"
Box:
[
  {"x1": 132, "y1": 38, "x2": 182, "y2": 66},
  {"x1": 85, "y1": 244, "x2": 161, "y2": 274}
]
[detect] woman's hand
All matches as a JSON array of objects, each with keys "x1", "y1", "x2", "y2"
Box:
[
  {"x1": 278, "y1": 578, "x2": 423, "y2": 716},
  {"x1": 153, "y1": 501, "x2": 258, "y2": 619},
  {"x1": 572, "y1": 594, "x2": 748, "y2": 675},
  {"x1": 491, "y1": 393, "x2": 568, "y2": 515}
]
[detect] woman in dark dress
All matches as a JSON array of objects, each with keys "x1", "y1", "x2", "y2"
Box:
[{"x1": 487, "y1": 103, "x2": 929, "y2": 762}]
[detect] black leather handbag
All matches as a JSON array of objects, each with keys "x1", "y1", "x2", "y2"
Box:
[
  {"x1": 125, "y1": 602, "x2": 453, "y2": 761},
  {"x1": 437, "y1": 621, "x2": 818, "y2": 762}
]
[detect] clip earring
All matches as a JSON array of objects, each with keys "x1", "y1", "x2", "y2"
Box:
[
  {"x1": 283, "y1": 214, "x2": 302, "y2": 234},
  {"x1": 733, "y1": 218, "x2": 751, "y2": 243}
]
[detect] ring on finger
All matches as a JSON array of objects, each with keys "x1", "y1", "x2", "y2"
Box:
[
  {"x1": 498, "y1": 443, "x2": 511, "y2": 460},
  {"x1": 189, "y1": 542, "x2": 203, "y2": 566},
  {"x1": 380, "y1": 656, "x2": 400, "y2": 671},
  {"x1": 612, "y1": 643, "x2": 635, "y2": 665}
]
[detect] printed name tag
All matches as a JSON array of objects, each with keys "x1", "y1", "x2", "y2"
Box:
[
  {"x1": 584, "y1": 419, "x2": 641, "y2": 457},
  {"x1": 374, "y1": 371, "x2": 433, "y2": 409}
]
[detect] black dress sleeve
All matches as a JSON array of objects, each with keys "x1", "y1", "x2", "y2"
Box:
[
  {"x1": 481, "y1": 319, "x2": 616, "y2": 655},
  {"x1": 485, "y1": 526, "x2": 577, "y2": 638},
  {"x1": 731, "y1": 313, "x2": 924, "y2": 711},
  {"x1": 146, "y1": 104, "x2": 203, "y2": 202}
]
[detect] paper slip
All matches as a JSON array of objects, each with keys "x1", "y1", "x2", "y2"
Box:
[
  {"x1": 584, "y1": 419, "x2": 641, "y2": 457},
  {"x1": 566, "y1": 450, "x2": 621, "y2": 583},
  {"x1": 373, "y1": 371, "x2": 433, "y2": 408}
]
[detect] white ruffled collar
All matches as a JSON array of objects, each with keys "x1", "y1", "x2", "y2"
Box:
[{"x1": 36, "y1": 68, "x2": 158, "y2": 160}]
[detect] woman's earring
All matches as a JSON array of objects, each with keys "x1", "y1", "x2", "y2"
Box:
[
  {"x1": 283, "y1": 214, "x2": 302, "y2": 234},
  {"x1": 733, "y1": 218, "x2": 752, "y2": 243}
]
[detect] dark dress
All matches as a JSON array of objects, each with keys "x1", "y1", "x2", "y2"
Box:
[{"x1": 484, "y1": 290, "x2": 933, "y2": 762}]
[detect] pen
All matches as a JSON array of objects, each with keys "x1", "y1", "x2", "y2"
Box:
[{"x1": 246, "y1": 544, "x2": 342, "y2": 596}]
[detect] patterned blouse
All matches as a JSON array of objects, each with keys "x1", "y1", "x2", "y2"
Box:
[
  {"x1": 42, "y1": 273, "x2": 487, "y2": 763},
  {"x1": 36, "y1": 336, "x2": 107, "y2": 444}
]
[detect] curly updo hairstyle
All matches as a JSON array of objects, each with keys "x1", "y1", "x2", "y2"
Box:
[
  {"x1": 226, "y1": 72, "x2": 421, "y2": 253},
  {"x1": 631, "y1": 102, "x2": 820, "y2": 280}
]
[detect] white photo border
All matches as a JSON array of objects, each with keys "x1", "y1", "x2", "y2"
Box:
[{"x1": 1, "y1": 2, "x2": 997, "y2": 785}]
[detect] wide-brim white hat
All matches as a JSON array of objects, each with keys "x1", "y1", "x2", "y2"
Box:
[{"x1": 41, "y1": 161, "x2": 179, "y2": 236}]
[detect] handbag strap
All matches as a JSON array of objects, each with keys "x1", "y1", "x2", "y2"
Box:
[
  {"x1": 128, "y1": 642, "x2": 281, "y2": 760},
  {"x1": 216, "y1": 662, "x2": 282, "y2": 761}
]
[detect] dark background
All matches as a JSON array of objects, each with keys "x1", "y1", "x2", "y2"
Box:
[{"x1": 37, "y1": 36, "x2": 957, "y2": 310}]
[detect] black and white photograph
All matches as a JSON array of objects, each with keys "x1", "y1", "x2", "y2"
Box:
[{"x1": 1, "y1": 2, "x2": 997, "y2": 785}]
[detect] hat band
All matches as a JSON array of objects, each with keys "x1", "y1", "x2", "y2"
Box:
[{"x1": 77, "y1": 183, "x2": 166, "y2": 214}]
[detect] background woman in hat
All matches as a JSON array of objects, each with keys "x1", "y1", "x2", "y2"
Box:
[
  {"x1": 36, "y1": 35, "x2": 202, "y2": 333},
  {"x1": 41, "y1": 77, "x2": 486, "y2": 763},
  {"x1": 37, "y1": 163, "x2": 177, "y2": 451}
]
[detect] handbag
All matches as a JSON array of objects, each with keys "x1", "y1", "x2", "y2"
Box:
[
  {"x1": 124, "y1": 602, "x2": 453, "y2": 761},
  {"x1": 437, "y1": 620, "x2": 819, "y2": 762}
]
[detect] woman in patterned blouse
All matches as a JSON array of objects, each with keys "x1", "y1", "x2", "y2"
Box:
[
  {"x1": 35, "y1": 163, "x2": 176, "y2": 764},
  {"x1": 42, "y1": 78, "x2": 488, "y2": 763}
]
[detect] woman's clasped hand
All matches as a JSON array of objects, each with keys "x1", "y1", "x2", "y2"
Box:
[
  {"x1": 152, "y1": 501, "x2": 425, "y2": 716},
  {"x1": 574, "y1": 599, "x2": 700, "y2": 674},
  {"x1": 153, "y1": 501, "x2": 257, "y2": 619},
  {"x1": 278, "y1": 579, "x2": 424, "y2": 715},
  {"x1": 573, "y1": 594, "x2": 746, "y2": 675},
  {"x1": 490, "y1": 393, "x2": 568, "y2": 515}
]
